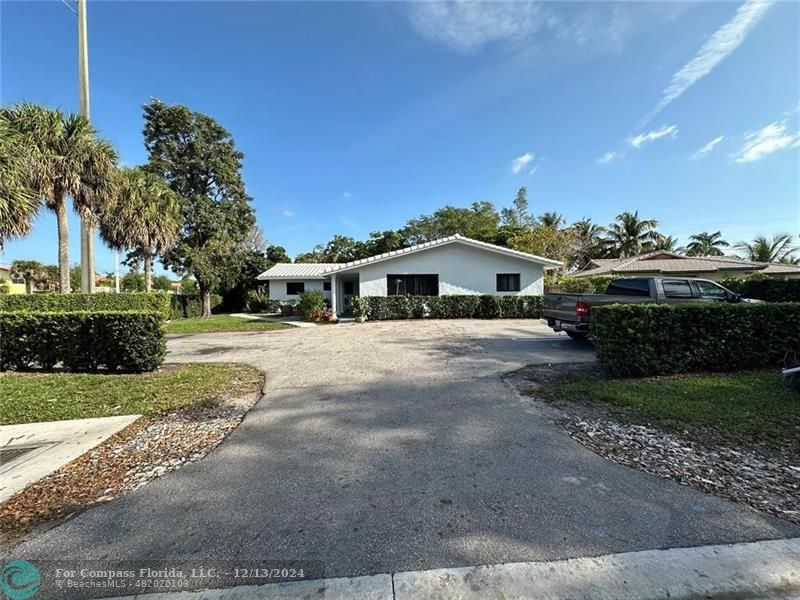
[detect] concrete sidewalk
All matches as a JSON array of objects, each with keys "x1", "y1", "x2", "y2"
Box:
[
  {"x1": 0, "y1": 415, "x2": 140, "y2": 502},
  {"x1": 111, "y1": 538, "x2": 800, "y2": 599}
]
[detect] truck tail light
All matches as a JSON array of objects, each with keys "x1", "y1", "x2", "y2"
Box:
[{"x1": 576, "y1": 300, "x2": 590, "y2": 317}]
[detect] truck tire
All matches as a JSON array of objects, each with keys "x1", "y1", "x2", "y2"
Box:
[{"x1": 565, "y1": 331, "x2": 588, "y2": 341}]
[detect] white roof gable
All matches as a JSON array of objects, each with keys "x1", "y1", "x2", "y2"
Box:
[{"x1": 256, "y1": 234, "x2": 562, "y2": 281}]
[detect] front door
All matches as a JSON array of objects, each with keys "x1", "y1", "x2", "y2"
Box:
[{"x1": 342, "y1": 280, "x2": 357, "y2": 315}]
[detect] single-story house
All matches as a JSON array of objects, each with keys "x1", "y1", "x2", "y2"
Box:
[
  {"x1": 257, "y1": 234, "x2": 562, "y2": 315},
  {"x1": 573, "y1": 251, "x2": 800, "y2": 281}
]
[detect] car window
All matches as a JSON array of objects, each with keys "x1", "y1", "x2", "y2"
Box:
[
  {"x1": 606, "y1": 278, "x2": 650, "y2": 296},
  {"x1": 662, "y1": 280, "x2": 693, "y2": 298},
  {"x1": 695, "y1": 280, "x2": 727, "y2": 300}
]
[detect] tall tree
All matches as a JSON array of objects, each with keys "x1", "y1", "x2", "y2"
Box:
[
  {"x1": 651, "y1": 233, "x2": 679, "y2": 251},
  {"x1": 98, "y1": 167, "x2": 180, "y2": 291},
  {"x1": 501, "y1": 187, "x2": 536, "y2": 228},
  {"x1": 603, "y1": 211, "x2": 659, "y2": 258},
  {"x1": 738, "y1": 233, "x2": 798, "y2": 264},
  {"x1": 10, "y1": 260, "x2": 50, "y2": 294},
  {"x1": 570, "y1": 218, "x2": 606, "y2": 269},
  {"x1": 265, "y1": 244, "x2": 290, "y2": 265},
  {"x1": 404, "y1": 201, "x2": 500, "y2": 244},
  {"x1": 508, "y1": 226, "x2": 577, "y2": 274},
  {"x1": 0, "y1": 110, "x2": 39, "y2": 249},
  {"x1": 2, "y1": 104, "x2": 118, "y2": 292},
  {"x1": 685, "y1": 231, "x2": 729, "y2": 256},
  {"x1": 538, "y1": 212, "x2": 565, "y2": 230},
  {"x1": 143, "y1": 99, "x2": 255, "y2": 315}
]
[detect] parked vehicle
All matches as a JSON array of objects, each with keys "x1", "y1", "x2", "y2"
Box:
[{"x1": 544, "y1": 277, "x2": 749, "y2": 340}]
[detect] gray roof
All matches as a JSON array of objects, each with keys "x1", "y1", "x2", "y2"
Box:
[
  {"x1": 257, "y1": 263, "x2": 341, "y2": 280},
  {"x1": 574, "y1": 252, "x2": 767, "y2": 277},
  {"x1": 257, "y1": 234, "x2": 562, "y2": 281}
]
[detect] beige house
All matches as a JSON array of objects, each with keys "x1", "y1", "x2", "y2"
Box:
[{"x1": 574, "y1": 251, "x2": 800, "y2": 281}]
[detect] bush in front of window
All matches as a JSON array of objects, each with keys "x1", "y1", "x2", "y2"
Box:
[
  {"x1": 352, "y1": 295, "x2": 543, "y2": 320},
  {"x1": 593, "y1": 302, "x2": 800, "y2": 377}
]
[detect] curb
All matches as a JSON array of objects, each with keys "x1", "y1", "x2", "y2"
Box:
[{"x1": 112, "y1": 538, "x2": 800, "y2": 599}]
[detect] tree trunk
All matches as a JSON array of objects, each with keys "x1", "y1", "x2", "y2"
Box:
[
  {"x1": 144, "y1": 250, "x2": 152, "y2": 292},
  {"x1": 200, "y1": 286, "x2": 211, "y2": 317},
  {"x1": 55, "y1": 201, "x2": 71, "y2": 293},
  {"x1": 25, "y1": 280, "x2": 33, "y2": 295}
]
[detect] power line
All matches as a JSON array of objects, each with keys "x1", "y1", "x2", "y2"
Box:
[{"x1": 60, "y1": 0, "x2": 77, "y2": 16}]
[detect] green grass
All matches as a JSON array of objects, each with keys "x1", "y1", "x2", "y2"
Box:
[
  {"x1": 165, "y1": 315, "x2": 294, "y2": 334},
  {"x1": 546, "y1": 371, "x2": 799, "y2": 449},
  {"x1": 0, "y1": 363, "x2": 264, "y2": 425}
]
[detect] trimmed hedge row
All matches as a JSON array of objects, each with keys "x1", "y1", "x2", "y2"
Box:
[
  {"x1": 593, "y1": 303, "x2": 800, "y2": 377},
  {"x1": 720, "y1": 277, "x2": 800, "y2": 303},
  {"x1": 0, "y1": 293, "x2": 171, "y2": 317},
  {"x1": 169, "y1": 294, "x2": 223, "y2": 319},
  {"x1": 0, "y1": 311, "x2": 166, "y2": 372},
  {"x1": 352, "y1": 295, "x2": 543, "y2": 320}
]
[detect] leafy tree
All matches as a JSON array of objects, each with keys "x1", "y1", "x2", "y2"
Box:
[
  {"x1": 121, "y1": 270, "x2": 146, "y2": 292},
  {"x1": 508, "y1": 226, "x2": 577, "y2": 274},
  {"x1": 603, "y1": 211, "x2": 659, "y2": 258},
  {"x1": 501, "y1": 187, "x2": 536, "y2": 229},
  {"x1": 265, "y1": 244, "x2": 290, "y2": 265},
  {"x1": 295, "y1": 245, "x2": 327, "y2": 263},
  {"x1": 359, "y1": 229, "x2": 409, "y2": 256},
  {"x1": 180, "y1": 277, "x2": 198, "y2": 294},
  {"x1": 738, "y1": 233, "x2": 798, "y2": 264},
  {"x1": 98, "y1": 167, "x2": 181, "y2": 291},
  {"x1": 0, "y1": 110, "x2": 39, "y2": 249},
  {"x1": 1, "y1": 104, "x2": 118, "y2": 292},
  {"x1": 404, "y1": 201, "x2": 500, "y2": 244},
  {"x1": 10, "y1": 260, "x2": 50, "y2": 294},
  {"x1": 685, "y1": 231, "x2": 729, "y2": 256},
  {"x1": 143, "y1": 99, "x2": 255, "y2": 315},
  {"x1": 152, "y1": 274, "x2": 174, "y2": 292},
  {"x1": 538, "y1": 211, "x2": 565, "y2": 230}
]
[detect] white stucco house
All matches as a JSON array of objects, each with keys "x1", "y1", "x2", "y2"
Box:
[{"x1": 257, "y1": 234, "x2": 562, "y2": 316}]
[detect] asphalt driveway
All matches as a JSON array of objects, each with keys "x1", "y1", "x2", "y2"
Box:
[{"x1": 10, "y1": 320, "x2": 799, "y2": 580}]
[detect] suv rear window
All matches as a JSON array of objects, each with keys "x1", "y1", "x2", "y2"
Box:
[
  {"x1": 606, "y1": 278, "x2": 650, "y2": 296},
  {"x1": 663, "y1": 280, "x2": 694, "y2": 298}
]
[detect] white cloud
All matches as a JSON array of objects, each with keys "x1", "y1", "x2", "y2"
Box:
[
  {"x1": 406, "y1": 1, "x2": 547, "y2": 53},
  {"x1": 733, "y1": 120, "x2": 800, "y2": 163},
  {"x1": 281, "y1": 207, "x2": 294, "y2": 218},
  {"x1": 644, "y1": 0, "x2": 774, "y2": 123},
  {"x1": 690, "y1": 135, "x2": 725, "y2": 160},
  {"x1": 511, "y1": 152, "x2": 536, "y2": 174},
  {"x1": 528, "y1": 165, "x2": 539, "y2": 176},
  {"x1": 628, "y1": 124, "x2": 678, "y2": 149},
  {"x1": 342, "y1": 192, "x2": 353, "y2": 200},
  {"x1": 596, "y1": 151, "x2": 621, "y2": 164}
]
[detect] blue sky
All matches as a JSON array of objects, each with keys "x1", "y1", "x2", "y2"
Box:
[{"x1": 2, "y1": 0, "x2": 798, "y2": 275}]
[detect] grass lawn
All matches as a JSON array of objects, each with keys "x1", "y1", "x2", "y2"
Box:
[
  {"x1": 0, "y1": 363, "x2": 264, "y2": 425},
  {"x1": 165, "y1": 315, "x2": 295, "y2": 334},
  {"x1": 546, "y1": 371, "x2": 799, "y2": 449}
]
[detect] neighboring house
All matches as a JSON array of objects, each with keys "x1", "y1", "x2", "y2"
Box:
[
  {"x1": 0, "y1": 264, "x2": 26, "y2": 294},
  {"x1": 257, "y1": 234, "x2": 562, "y2": 315},
  {"x1": 574, "y1": 251, "x2": 800, "y2": 281}
]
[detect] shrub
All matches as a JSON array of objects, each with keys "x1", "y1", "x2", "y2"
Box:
[
  {"x1": 298, "y1": 290, "x2": 325, "y2": 321},
  {"x1": 0, "y1": 292, "x2": 171, "y2": 317},
  {"x1": 719, "y1": 277, "x2": 800, "y2": 303},
  {"x1": 246, "y1": 291, "x2": 280, "y2": 314},
  {"x1": 556, "y1": 276, "x2": 615, "y2": 294},
  {"x1": 169, "y1": 294, "x2": 223, "y2": 319},
  {"x1": 0, "y1": 311, "x2": 166, "y2": 372},
  {"x1": 592, "y1": 303, "x2": 800, "y2": 377},
  {"x1": 0, "y1": 280, "x2": 9, "y2": 295},
  {"x1": 352, "y1": 295, "x2": 543, "y2": 320}
]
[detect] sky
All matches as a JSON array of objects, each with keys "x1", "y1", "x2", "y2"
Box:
[{"x1": 1, "y1": 0, "x2": 799, "y2": 276}]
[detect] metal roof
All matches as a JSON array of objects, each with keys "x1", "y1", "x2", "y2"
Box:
[{"x1": 257, "y1": 263, "x2": 342, "y2": 280}]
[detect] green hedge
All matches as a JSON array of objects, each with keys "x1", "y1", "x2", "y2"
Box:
[
  {"x1": 352, "y1": 295, "x2": 543, "y2": 320},
  {"x1": 593, "y1": 303, "x2": 800, "y2": 377},
  {"x1": 0, "y1": 311, "x2": 166, "y2": 372},
  {"x1": 556, "y1": 276, "x2": 614, "y2": 294},
  {"x1": 0, "y1": 293, "x2": 170, "y2": 317},
  {"x1": 719, "y1": 277, "x2": 800, "y2": 303},
  {"x1": 169, "y1": 294, "x2": 223, "y2": 319}
]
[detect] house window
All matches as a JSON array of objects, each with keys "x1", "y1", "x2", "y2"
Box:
[
  {"x1": 323, "y1": 282, "x2": 331, "y2": 291},
  {"x1": 286, "y1": 282, "x2": 305, "y2": 295},
  {"x1": 496, "y1": 273, "x2": 521, "y2": 292},
  {"x1": 387, "y1": 274, "x2": 439, "y2": 296}
]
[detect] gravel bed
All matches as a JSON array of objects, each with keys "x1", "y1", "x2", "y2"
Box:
[
  {"x1": 0, "y1": 392, "x2": 261, "y2": 544},
  {"x1": 565, "y1": 418, "x2": 800, "y2": 524}
]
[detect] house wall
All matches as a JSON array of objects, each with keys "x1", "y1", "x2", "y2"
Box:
[
  {"x1": 268, "y1": 278, "x2": 331, "y2": 301},
  {"x1": 355, "y1": 243, "x2": 546, "y2": 297}
]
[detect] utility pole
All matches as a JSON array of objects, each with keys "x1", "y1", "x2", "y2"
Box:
[{"x1": 77, "y1": 0, "x2": 95, "y2": 293}]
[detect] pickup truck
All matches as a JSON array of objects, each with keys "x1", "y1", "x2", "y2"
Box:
[{"x1": 543, "y1": 277, "x2": 746, "y2": 340}]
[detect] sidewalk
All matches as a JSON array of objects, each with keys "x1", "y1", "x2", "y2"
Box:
[{"x1": 111, "y1": 538, "x2": 800, "y2": 599}]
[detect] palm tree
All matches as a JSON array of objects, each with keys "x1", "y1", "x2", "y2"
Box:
[
  {"x1": 2, "y1": 104, "x2": 118, "y2": 292},
  {"x1": 738, "y1": 233, "x2": 798, "y2": 264},
  {"x1": 603, "y1": 211, "x2": 659, "y2": 258},
  {"x1": 570, "y1": 218, "x2": 606, "y2": 268},
  {"x1": 685, "y1": 231, "x2": 729, "y2": 256},
  {"x1": 539, "y1": 212, "x2": 565, "y2": 229},
  {"x1": 0, "y1": 110, "x2": 40, "y2": 250},
  {"x1": 99, "y1": 167, "x2": 181, "y2": 291},
  {"x1": 651, "y1": 233, "x2": 679, "y2": 252}
]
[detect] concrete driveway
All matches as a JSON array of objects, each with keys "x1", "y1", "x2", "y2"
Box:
[{"x1": 10, "y1": 320, "x2": 799, "y2": 579}]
